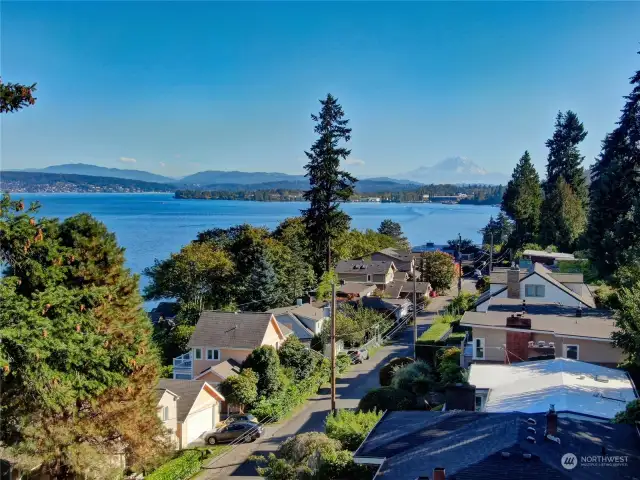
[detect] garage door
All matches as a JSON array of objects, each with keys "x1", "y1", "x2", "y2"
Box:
[{"x1": 185, "y1": 406, "x2": 214, "y2": 445}]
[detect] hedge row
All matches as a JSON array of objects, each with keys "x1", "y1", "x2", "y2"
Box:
[
  {"x1": 145, "y1": 450, "x2": 202, "y2": 480},
  {"x1": 417, "y1": 323, "x2": 452, "y2": 343}
]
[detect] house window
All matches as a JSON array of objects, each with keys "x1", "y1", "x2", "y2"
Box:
[
  {"x1": 162, "y1": 406, "x2": 169, "y2": 421},
  {"x1": 474, "y1": 338, "x2": 485, "y2": 360},
  {"x1": 475, "y1": 395, "x2": 484, "y2": 411},
  {"x1": 367, "y1": 274, "x2": 372, "y2": 282},
  {"x1": 564, "y1": 344, "x2": 579, "y2": 360},
  {"x1": 194, "y1": 348, "x2": 202, "y2": 360},
  {"x1": 207, "y1": 348, "x2": 220, "y2": 360},
  {"x1": 525, "y1": 284, "x2": 545, "y2": 297}
]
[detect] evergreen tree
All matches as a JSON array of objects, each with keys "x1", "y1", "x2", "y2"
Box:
[
  {"x1": 243, "y1": 346, "x2": 282, "y2": 398},
  {"x1": 378, "y1": 219, "x2": 410, "y2": 250},
  {"x1": 588, "y1": 55, "x2": 640, "y2": 277},
  {"x1": 0, "y1": 78, "x2": 37, "y2": 113},
  {"x1": 0, "y1": 197, "x2": 167, "y2": 477},
  {"x1": 245, "y1": 252, "x2": 280, "y2": 311},
  {"x1": 540, "y1": 110, "x2": 588, "y2": 248},
  {"x1": 501, "y1": 151, "x2": 543, "y2": 247},
  {"x1": 302, "y1": 94, "x2": 357, "y2": 275},
  {"x1": 541, "y1": 177, "x2": 587, "y2": 251}
]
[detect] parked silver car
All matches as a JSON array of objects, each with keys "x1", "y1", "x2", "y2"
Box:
[{"x1": 204, "y1": 421, "x2": 263, "y2": 445}]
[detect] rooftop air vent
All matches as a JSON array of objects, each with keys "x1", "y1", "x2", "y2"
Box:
[
  {"x1": 526, "y1": 418, "x2": 537, "y2": 425},
  {"x1": 527, "y1": 427, "x2": 536, "y2": 434},
  {"x1": 596, "y1": 375, "x2": 609, "y2": 383},
  {"x1": 501, "y1": 452, "x2": 511, "y2": 458},
  {"x1": 523, "y1": 453, "x2": 532, "y2": 460},
  {"x1": 526, "y1": 436, "x2": 536, "y2": 443}
]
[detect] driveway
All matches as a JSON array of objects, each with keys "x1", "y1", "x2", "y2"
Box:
[{"x1": 197, "y1": 295, "x2": 453, "y2": 479}]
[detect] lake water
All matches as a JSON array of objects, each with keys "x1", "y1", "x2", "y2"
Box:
[{"x1": 14, "y1": 193, "x2": 498, "y2": 303}]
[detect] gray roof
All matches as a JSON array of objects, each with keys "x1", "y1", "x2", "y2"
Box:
[
  {"x1": 209, "y1": 359, "x2": 242, "y2": 380},
  {"x1": 360, "y1": 296, "x2": 411, "y2": 311},
  {"x1": 385, "y1": 280, "x2": 431, "y2": 298},
  {"x1": 523, "y1": 249, "x2": 576, "y2": 260},
  {"x1": 335, "y1": 259, "x2": 395, "y2": 275},
  {"x1": 268, "y1": 303, "x2": 327, "y2": 322},
  {"x1": 355, "y1": 411, "x2": 640, "y2": 480},
  {"x1": 187, "y1": 311, "x2": 278, "y2": 349},
  {"x1": 274, "y1": 312, "x2": 314, "y2": 340},
  {"x1": 337, "y1": 282, "x2": 378, "y2": 296},
  {"x1": 461, "y1": 310, "x2": 618, "y2": 339},
  {"x1": 157, "y1": 379, "x2": 222, "y2": 422},
  {"x1": 487, "y1": 299, "x2": 612, "y2": 317},
  {"x1": 371, "y1": 249, "x2": 413, "y2": 271}
]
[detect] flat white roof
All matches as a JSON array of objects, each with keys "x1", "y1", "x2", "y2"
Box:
[
  {"x1": 468, "y1": 358, "x2": 636, "y2": 419},
  {"x1": 522, "y1": 250, "x2": 576, "y2": 260}
]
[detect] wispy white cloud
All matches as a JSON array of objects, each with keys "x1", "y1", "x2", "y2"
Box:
[
  {"x1": 159, "y1": 162, "x2": 166, "y2": 168},
  {"x1": 174, "y1": 154, "x2": 182, "y2": 159},
  {"x1": 345, "y1": 158, "x2": 365, "y2": 166},
  {"x1": 119, "y1": 157, "x2": 137, "y2": 164}
]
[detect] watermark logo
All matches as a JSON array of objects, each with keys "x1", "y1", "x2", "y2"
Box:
[
  {"x1": 561, "y1": 452, "x2": 629, "y2": 469},
  {"x1": 561, "y1": 453, "x2": 577, "y2": 470}
]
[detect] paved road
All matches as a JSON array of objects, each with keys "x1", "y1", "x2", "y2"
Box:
[{"x1": 197, "y1": 295, "x2": 453, "y2": 479}]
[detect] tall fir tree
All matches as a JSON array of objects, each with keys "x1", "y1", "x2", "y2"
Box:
[
  {"x1": 501, "y1": 151, "x2": 543, "y2": 247},
  {"x1": 542, "y1": 177, "x2": 587, "y2": 251},
  {"x1": 540, "y1": 110, "x2": 588, "y2": 248},
  {"x1": 0, "y1": 197, "x2": 167, "y2": 477},
  {"x1": 245, "y1": 252, "x2": 280, "y2": 311},
  {"x1": 588, "y1": 53, "x2": 640, "y2": 277},
  {"x1": 302, "y1": 94, "x2": 357, "y2": 276}
]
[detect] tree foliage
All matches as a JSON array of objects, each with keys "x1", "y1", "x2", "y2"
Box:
[
  {"x1": 320, "y1": 302, "x2": 392, "y2": 348},
  {"x1": 482, "y1": 212, "x2": 512, "y2": 246},
  {"x1": 302, "y1": 94, "x2": 357, "y2": 275},
  {"x1": 540, "y1": 177, "x2": 587, "y2": 251},
  {"x1": 418, "y1": 251, "x2": 455, "y2": 292},
  {"x1": 0, "y1": 78, "x2": 37, "y2": 113},
  {"x1": 379, "y1": 357, "x2": 415, "y2": 387},
  {"x1": 243, "y1": 346, "x2": 283, "y2": 398},
  {"x1": 325, "y1": 409, "x2": 383, "y2": 451},
  {"x1": 358, "y1": 386, "x2": 415, "y2": 413},
  {"x1": 278, "y1": 337, "x2": 319, "y2": 381},
  {"x1": 391, "y1": 361, "x2": 435, "y2": 396},
  {"x1": 0, "y1": 195, "x2": 167, "y2": 477},
  {"x1": 378, "y1": 219, "x2": 410, "y2": 250},
  {"x1": 613, "y1": 399, "x2": 640, "y2": 425},
  {"x1": 501, "y1": 151, "x2": 543, "y2": 247},
  {"x1": 611, "y1": 281, "x2": 640, "y2": 366},
  {"x1": 588, "y1": 54, "x2": 640, "y2": 277},
  {"x1": 219, "y1": 369, "x2": 258, "y2": 413}
]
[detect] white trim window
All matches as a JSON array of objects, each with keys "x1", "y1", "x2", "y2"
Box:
[
  {"x1": 194, "y1": 348, "x2": 202, "y2": 360},
  {"x1": 162, "y1": 406, "x2": 169, "y2": 421},
  {"x1": 525, "y1": 284, "x2": 545, "y2": 297},
  {"x1": 473, "y1": 338, "x2": 485, "y2": 360},
  {"x1": 206, "y1": 348, "x2": 220, "y2": 361},
  {"x1": 564, "y1": 344, "x2": 579, "y2": 360},
  {"x1": 475, "y1": 395, "x2": 485, "y2": 411}
]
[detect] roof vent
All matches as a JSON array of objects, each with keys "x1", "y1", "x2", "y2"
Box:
[
  {"x1": 596, "y1": 375, "x2": 609, "y2": 383},
  {"x1": 545, "y1": 434, "x2": 561, "y2": 445},
  {"x1": 526, "y1": 436, "x2": 536, "y2": 443},
  {"x1": 501, "y1": 452, "x2": 511, "y2": 458},
  {"x1": 527, "y1": 426, "x2": 536, "y2": 434},
  {"x1": 526, "y1": 418, "x2": 536, "y2": 425},
  {"x1": 523, "y1": 453, "x2": 532, "y2": 460}
]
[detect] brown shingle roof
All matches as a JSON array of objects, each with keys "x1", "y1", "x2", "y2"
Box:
[
  {"x1": 157, "y1": 379, "x2": 223, "y2": 422},
  {"x1": 187, "y1": 311, "x2": 278, "y2": 349},
  {"x1": 335, "y1": 259, "x2": 396, "y2": 275},
  {"x1": 268, "y1": 303, "x2": 326, "y2": 322}
]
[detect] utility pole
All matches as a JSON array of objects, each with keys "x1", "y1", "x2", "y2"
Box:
[
  {"x1": 330, "y1": 281, "x2": 337, "y2": 414},
  {"x1": 489, "y1": 231, "x2": 494, "y2": 275},
  {"x1": 413, "y1": 273, "x2": 418, "y2": 360},
  {"x1": 457, "y1": 233, "x2": 462, "y2": 296}
]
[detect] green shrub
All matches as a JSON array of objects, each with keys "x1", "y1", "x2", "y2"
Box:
[
  {"x1": 325, "y1": 409, "x2": 383, "y2": 451},
  {"x1": 358, "y1": 387, "x2": 415, "y2": 413},
  {"x1": 614, "y1": 399, "x2": 640, "y2": 424},
  {"x1": 418, "y1": 323, "x2": 452, "y2": 342},
  {"x1": 337, "y1": 353, "x2": 352, "y2": 374},
  {"x1": 145, "y1": 451, "x2": 202, "y2": 480},
  {"x1": 449, "y1": 292, "x2": 477, "y2": 314},
  {"x1": 437, "y1": 347, "x2": 466, "y2": 386},
  {"x1": 391, "y1": 361, "x2": 434, "y2": 396},
  {"x1": 379, "y1": 357, "x2": 415, "y2": 386}
]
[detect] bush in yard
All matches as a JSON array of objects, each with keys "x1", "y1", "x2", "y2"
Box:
[
  {"x1": 325, "y1": 409, "x2": 383, "y2": 451},
  {"x1": 391, "y1": 361, "x2": 435, "y2": 397},
  {"x1": 379, "y1": 357, "x2": 415, "y2": 386},
  {"x1": 337, "y1": 352, "x2": 352, "y2": 374},
  {"x1": 278, "y1": 336, "x2": 319, "y2": 381},
  {"x1": 614, "y1": 399, "x2": 640, "y2": 424},
  {"x1": 418, "y1": 251, "x2": 456, "y2": 293},
  {"x1": 358, "y1": 387, "x2": 415, "y2": 413},
  {"x1": 145, "y1": 450, "x2": 202, "y2": 480},
  {"x1": 437, "y1": 347, "x2": 466, "y2": 386},
  {"x1": 243, "y1": 345, "x2": 282, "y2": 398},
  {"x1": 218, "y1": 368, "x2": 258, "y2": 413},
  {"x1": 449, "y1": 292, "x2": 478, "y2": 314}
]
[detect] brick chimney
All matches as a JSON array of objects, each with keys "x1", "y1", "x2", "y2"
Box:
[
  {"x1": 505, "y1": 315, "x2": 532, "y2": 363},
  {"x1": 507, "y1": 265, "x2": 520, "y2": 299},
  {"x1": 433, "y1": 467, "x2": 446, "y2": 480},
  {"x1": 546, "y1": 404, "x2": 558, "y2": 436}
]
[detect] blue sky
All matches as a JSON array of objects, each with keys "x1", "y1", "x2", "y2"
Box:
[{"x1": 1, "y1": 1, "x2": 638, "y2": 178}]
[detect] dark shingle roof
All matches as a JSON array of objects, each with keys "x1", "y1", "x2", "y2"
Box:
[
  {"x1": 385, "y1": 280, "x2": 431, "y2": 298},
  {"x1": 187, "y1": 311, "x2": 278, "y2": 349},
  {"x1": 157, "y1": 379, "x2": 222, "y2": 422},
  {"x1": 355, "y1": 411, "x2": 640, "y2": 480},
  {"x1": 335, "y1": 260, "x2": 395, "y2": 275}
]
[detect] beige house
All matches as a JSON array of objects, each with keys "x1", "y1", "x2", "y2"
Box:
[
  {"x1": 368, "y1": 248, "x2": 414, "y2": 274},
  {"x1": 173, "y1": 311, "x2": 287, "y2": 383},
  {"x1": 335, "y1": 260, "x2": 396, "y2": 289},
  {"x1": 157, "y1": 379, "x2": 225, "y2": 449},
  {"x1": 461, "y1": 306, "x2": 625, "y2": 367}
]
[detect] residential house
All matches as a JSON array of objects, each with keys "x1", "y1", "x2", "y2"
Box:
[
  {"x1": 269, "y1": 311, "x2": 315, "y2": 344},
  {"x1": 353, "y1": 409, "x2": 640, "y2": 479},
  {"x1": 522, "y1": 249, "x2": 578, "y2": 267},
  {"x1": 268, "y1": 302, "x2": 329, "y2": 336},
  {"x1": 360, "y1": 296, "x2": 411, "y2": 322},
  {"x1": 150, "y1": 301, "x2": 179, "y2": 325},
  {"x1": 468, "y1": 358, "x2": 637, "y2": 420},
  {"x1": 336, "y1": 282, "x2": 377, "y2": 300},
  {"x1": 461, "y1": 305, "x2": 624, "y2": 366},
  {"x1": 368, "y1": 248, "x2": 415, "y2": 275},
  {"x1": 173, "y1": 311, "x2": 287, "y2": 381},
  {"x1": 156, "y1": 385, "x2": 180, "y2": 447},
  {"x1": 384, "y1": 280, "x2": 431, "y2": 300},
  {"x1": 157, "y1": 379, "x2": 225, "y2": 448},
  {"x1": 476, "y1": 263, "x2": 595, "y2": 312},
  {"x1": 335, "y1": 260, "x2": 396, "y2": 289}
]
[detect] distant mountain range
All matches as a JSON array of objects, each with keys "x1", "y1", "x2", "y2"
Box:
[
  {"x1": 393, "y1": 157, "x2": 509, "y2": 186},
  {"x1": 11, "y1": 158, "x2": 507, "y2": 192}
]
